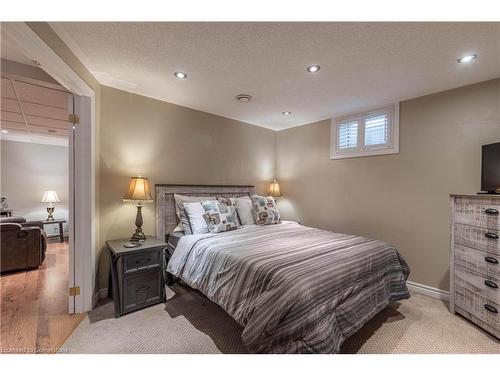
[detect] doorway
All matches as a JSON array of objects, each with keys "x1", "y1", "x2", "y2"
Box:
[{"x1": 1, "y1": 23, "x2": 95, "y2": 323}]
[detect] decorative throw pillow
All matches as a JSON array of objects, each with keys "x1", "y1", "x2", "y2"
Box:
[
  {"x1": 202, "y1": 200, "x2": 239, "y2": 233},
  {"x1": 235, "y1": 196, "x2": 255, "y2": 225},
  {"x1": 251, "y1": 195, "x2": 281, "y2": 225},
  {"x1": 183, "y1": 202, "x2": 210, "y2": 234},
  {"x1": 216, "y1": 197, "x2": 241, "y2": 226}
]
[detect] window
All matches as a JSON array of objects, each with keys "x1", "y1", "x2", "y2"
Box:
[{"x1": 330, "y1": 104, "x2": 399, "y2": 159}]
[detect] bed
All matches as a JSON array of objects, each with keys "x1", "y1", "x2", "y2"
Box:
[{"x1": 156, "y1": 184, "x2": 411, "y2": 353}]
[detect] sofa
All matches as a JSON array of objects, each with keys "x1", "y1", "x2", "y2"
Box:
[{"x1": 1, "y1": 217, "x2": 47, "y2": 273}]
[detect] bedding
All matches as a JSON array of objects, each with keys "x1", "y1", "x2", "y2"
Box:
[
  {"x1": 251, "y1": 195, "x2": 281, "y2": 225},
  {"x1": 202, "y1": 200, "x2": 239, "y2": 233},
  {"x1": 183, "y1": 202, "x2": 209, "y2": 234},
  {"x1": 167, "y1": 221, "x2": 410, "y2": 353},
  {"x1": 166, "y1": 231, "x2": 184, "y2": 257},
  {"x1": 173, "y1": 194, "x2": 215, "y2": 233},
  {"x1": 234, "y1": 196, "x2": 255, "y2": 225},
  {"x1": 216, "y1": 197, "x2": 241, "y2": 226}
]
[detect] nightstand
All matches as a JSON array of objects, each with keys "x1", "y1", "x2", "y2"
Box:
[{"x1": 107, "y1": 237, "x2": 167, "y2": 318}]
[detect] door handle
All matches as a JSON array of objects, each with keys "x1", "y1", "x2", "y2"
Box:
[{"x1": 135, "y1": 258, "x2": 152, "y2": 264}]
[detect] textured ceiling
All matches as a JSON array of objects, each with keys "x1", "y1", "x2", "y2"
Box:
[{"x1": 50, "y1": 22, "x2": 500, "y2": 130}]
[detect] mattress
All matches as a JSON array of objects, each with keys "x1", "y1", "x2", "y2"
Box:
[{"x1": 166, "y1": 231, "x2": 184, "y2": 257}]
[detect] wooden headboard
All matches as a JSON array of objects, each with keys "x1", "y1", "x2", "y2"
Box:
[{"x1": 155, "y1": 184, "x2": 255, "y2": 241}]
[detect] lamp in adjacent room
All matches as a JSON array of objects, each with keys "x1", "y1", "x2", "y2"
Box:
[
  {"x1": 41, "y1": 190, "x2": 60, "y2": 220},
  {"x1": 123, "y1": 176, "x2": 153, "y2": 242},
  {"x1": 267, "y1": 179, "x2": 283, "y2": 199}
]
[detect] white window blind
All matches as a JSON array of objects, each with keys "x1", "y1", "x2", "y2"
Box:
[
  {"x1": 338, "y1": 121, "x2": 358, "y2": 149},
  {"x1": 364, "y1": 114, "x2": 388, "y2": 147},
  {"x1": 330, "y1": 104, "x2": 399, "y2": 159}
]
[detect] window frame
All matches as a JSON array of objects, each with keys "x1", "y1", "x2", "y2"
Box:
[{"x1": 330, "y1": 103, "x2": 399, "y2": 160}]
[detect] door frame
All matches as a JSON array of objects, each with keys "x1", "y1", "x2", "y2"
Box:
[{"x1": 2, "y1": 22, "x2": 96, "y2": 313}]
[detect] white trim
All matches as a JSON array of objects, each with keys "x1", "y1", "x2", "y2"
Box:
[
  {"x1": 330, "y1": 103, "x2": 400, "y2": 160},
  {"x1": 407, "y1": 281, "x2": 450, "y2": 302},
  {"x1": 2, "y1": 22, "x2": 96, "y2": 314}
]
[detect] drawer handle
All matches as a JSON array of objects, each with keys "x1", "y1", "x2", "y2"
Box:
[
  {"x1": 135, "y1": 286, "x2": 151, "y2": 292},
  {"x1": 485, "y1": 208, "x2": 499, "y2": 216},
  {"x1": 135, "y1": 258, "x2": 152, "y2": 264},
  {"x1": 485, "y1": 256, "x2": 499, "y2": 264},
  {"x1": 485, "y1": 232, "x2": 499, "y2": 239},
  {"x1": 484, "y1": 304, "x2": 498, "y2": 314},
  {"x1": 484, "y1": 280, "x2": 499, "y2": 289}
]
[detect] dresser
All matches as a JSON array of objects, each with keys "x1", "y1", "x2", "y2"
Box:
[
  {"x1": 107, "y1": 237, "x2": 167, "y2": 318},
  {"x1": 450, "y1": 194, "x2": 500, "y2": 339}
]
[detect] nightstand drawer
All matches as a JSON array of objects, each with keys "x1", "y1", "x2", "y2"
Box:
[
  {"x1": 124, "y1": 250, "x2": 161, "y2": 274},
  {"x1": 123, "y1": 270, "x2": 162, "y2": 312}
]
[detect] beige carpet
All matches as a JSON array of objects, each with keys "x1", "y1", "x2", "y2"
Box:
[{"x1": 60, "y1": 285, "x2": 499, "y2": 354}]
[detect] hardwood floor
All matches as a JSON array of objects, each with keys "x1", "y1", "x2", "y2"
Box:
[{"x1": 0, "y1": 240, "x2": 85, "y2": 353}]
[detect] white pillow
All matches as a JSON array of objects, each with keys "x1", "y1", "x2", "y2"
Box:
[
  {"x1": 174, "y1": 194, "x2": 215, "y2": 219},
  {"x1": 235, "y1": 196, "x2": 255, "y2": 226},
  {"x1": 183, "y1": 202, "x2": 209, "y2": 234}
]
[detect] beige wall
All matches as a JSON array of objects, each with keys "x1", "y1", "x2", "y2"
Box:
[
  {"x1": 276, "y1": 79, "x2": 500, "y2": 291},
  {"x1": 97, "y1": 85, "x2": 276, "y2": 288},
  {"x1": 1, "y1": 140, "x2": 69, "y2": 235}
]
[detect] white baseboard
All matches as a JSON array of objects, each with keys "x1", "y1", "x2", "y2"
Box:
[{"x1": 407, "y1": 281, "x2": 450, "y2": 302}]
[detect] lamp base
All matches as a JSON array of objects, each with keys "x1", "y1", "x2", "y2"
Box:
[
  {"x1": 130, "y1": 203, "x2": 146, "y2": 242},
  {"x1": 46, "y1": 206, "x2": 55, "y2": 221},
  {"x1": 130, "y1": 229, "x2": 147, "y2": 242}
]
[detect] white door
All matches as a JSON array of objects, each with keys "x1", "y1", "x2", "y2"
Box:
[
  {"x1": 68, "y1": 95, "x2": 93, "y2": 313},
  {"x1": 68, "y1": 95, "x2": 76, "y2": 314}
]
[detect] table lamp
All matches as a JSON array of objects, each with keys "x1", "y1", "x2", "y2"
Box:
[
  {"x1": 41, "y1": 190, "x2": 60, "y2": 220},
  {"x1": 267, "y1": 179, "x2": 283, "y2": 199},
  {"x1": 123, "y1": 176, "x2": 153, "y2": 241}
]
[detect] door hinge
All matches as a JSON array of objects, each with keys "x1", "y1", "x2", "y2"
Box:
[
  {"x1": 69, "y1": 286, "x2": 80, "y2": 296},
  {"x1": 69, "y1": 114, "x2": 80, "y2": 124}
]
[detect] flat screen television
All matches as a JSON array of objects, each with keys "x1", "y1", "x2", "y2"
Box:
[{"x1": 481, "y1": 142, "x2": 500, "y2": 194}]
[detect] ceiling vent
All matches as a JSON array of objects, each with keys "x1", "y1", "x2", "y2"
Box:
[{"x1": 235, "y1": 94, "x2": 253, "y2": 103}]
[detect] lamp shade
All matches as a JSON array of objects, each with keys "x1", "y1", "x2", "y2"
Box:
[
  {"x1": 267, "y1": 179, "x2": 283, "y2": 198},
  {"x1": 123, "y1": 176, "x2": 153, "y2": 202},
  {"x1": 41, "y1": 190, "x2": 60, "y2": 203}
]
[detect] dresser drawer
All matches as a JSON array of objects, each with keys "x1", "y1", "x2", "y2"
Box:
[
  {"x1": 124, "y1": 250, "x2": 161, "y2": 274},
  {"x1": 455, "y1": 266, "x2": 499, "y2": 304},
  {"x1": 454, "y1": 286, "x2": 500, "y2": 336},
  {"x1": 454, "y1": 198, "x2": 500, "y2": 230},
  {"x1": 454, "y1": 245, "x2": 500, "y2": 279},
  {"x1": 123, "y1": 270, "x2": 162, "y2": 313},
  {"x1": 454, "y1": 223, "x2": 500, "y2": 255}
]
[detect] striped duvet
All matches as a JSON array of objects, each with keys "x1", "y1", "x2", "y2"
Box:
[{"x1": 167, "y1": 221, "x2": 410, "y2": 353}]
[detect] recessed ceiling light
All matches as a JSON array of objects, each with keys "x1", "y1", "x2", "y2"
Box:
[
  {"x1": 1, "y1": 130, "x2": 8, "y2": 133},
  {"x1": 235, "y1": 94, "x2": 253, "y2": 103},
  {"x1": 457, "y1": 54, "x2": 477, "y2": 64},
  {"x1": 282, "y1": 111, "x2": 291, "y2": 116},
  {"x1": 306, "y1": 65, "x2": 320, "y2": 73},
  {"x1": 174, "y1": 71, "x2": 187, "y2": 79}
]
